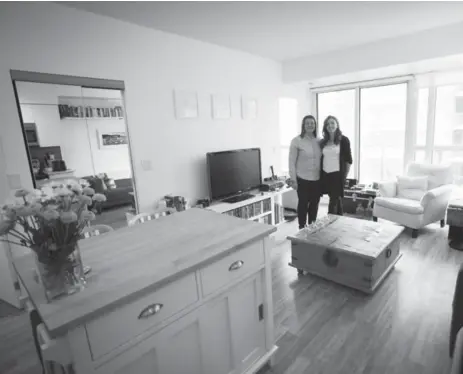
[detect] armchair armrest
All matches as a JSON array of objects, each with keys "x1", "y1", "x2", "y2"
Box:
[
  {"x1": 420, "y1": 184, "x2": 453, "y2": 209},
  {"x1": 378, "y1": 180, "x2": 397, "y2": 198},
  {"x1": 421, "y1": 184, "x2": 453, "y2": 225}
]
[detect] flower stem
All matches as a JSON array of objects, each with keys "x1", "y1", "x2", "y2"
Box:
[
  {"x1": 10, "y1": 229, "x2": 31, "y2": 243},
  {"x1": 0, "y1": 239, "x2": 29, "y2": 248}
]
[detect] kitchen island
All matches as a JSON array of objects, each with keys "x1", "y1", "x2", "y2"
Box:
[{"x1": 13, "y1": 208, "x2": 277, "y2": 374}]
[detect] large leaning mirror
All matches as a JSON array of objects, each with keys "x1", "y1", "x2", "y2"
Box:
[{"x1": 14, "y1": 81, "x2": 137, "y2": 231}]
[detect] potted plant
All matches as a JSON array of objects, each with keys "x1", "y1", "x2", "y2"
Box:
[{"x1": 0, "y1": 179, "x2": 107, "y2": 301}]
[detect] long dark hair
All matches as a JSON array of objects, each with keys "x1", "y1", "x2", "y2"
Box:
[
  {"x1": 320, "y1": 115, "x2": 342, "y2": 148},
  {"x1": 300, "y1": 115, "x2": 317, "y2": 138}
]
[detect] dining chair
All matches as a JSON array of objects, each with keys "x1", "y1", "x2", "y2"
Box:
[
  {"x1": 81, "y1": 224, "x2": 114, "y2": 239},
  {"x1": 127, "y1": 208, "x2": 175, "y2": 226}
]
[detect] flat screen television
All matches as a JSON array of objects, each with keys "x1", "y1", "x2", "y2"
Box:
[{"x1": 207, "y1": 148, "x2": 262, "y2": 201}]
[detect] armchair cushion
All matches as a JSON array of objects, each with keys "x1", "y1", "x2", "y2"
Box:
[
  {"x1": 397, "y1": 175, "x2": 428, "y2": 201},
  {"x1": 375, "y1": 197, "x2": 424, "y2": 215},
  {"x1": 378, "y1": 180, "x2": 397, "y2": 198}
]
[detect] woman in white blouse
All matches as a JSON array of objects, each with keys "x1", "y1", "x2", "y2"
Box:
[
  {"x1": 320, "y1": 116, "x2": 353, "y2": 215},
  {"x1": 288, "y1": 115, "x2": 322, "y2": 229}
]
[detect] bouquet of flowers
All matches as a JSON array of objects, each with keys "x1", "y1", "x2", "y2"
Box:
[{"x1": 0, "y1": 179, "x2": 107, "y2": 300}]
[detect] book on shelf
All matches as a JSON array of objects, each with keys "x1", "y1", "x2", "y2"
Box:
[{"x1": 224, "y1": 198, "x2": 271, "y2": 220}]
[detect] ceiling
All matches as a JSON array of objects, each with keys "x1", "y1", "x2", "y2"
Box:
[{"x1": 63, "y1": 1, "x2": 463, "y2": 62}]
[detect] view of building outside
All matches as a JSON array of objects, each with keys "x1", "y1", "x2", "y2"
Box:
[
  {"x1": 416, "y1": 88, "x2": 429, "y2": 147},
  {"x1": 359, "y1": 83, "x2": 407, "y2": 184},
  {"x1": 317, "y1": 89, "x2": 356, "y2": 178},
  {"x1": 433, "y1": 85, "x2": 463, "y2": 164}
]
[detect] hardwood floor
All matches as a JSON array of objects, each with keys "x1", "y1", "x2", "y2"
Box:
[
  {"x1": 262, "y1": 214, "x2": 463, "y2": 374},
  {"x1": 1, "y1": 209, "x2": 462, "y2": 374}
]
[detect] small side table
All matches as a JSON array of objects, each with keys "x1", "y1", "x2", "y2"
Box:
[{"x1": 447, "y1": 198, "x2": 463, "y2": 251}]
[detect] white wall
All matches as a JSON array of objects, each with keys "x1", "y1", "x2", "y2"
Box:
[
  {"x1": 0, "y1": 2, "x2": 282, "y2": 211},
  {"x1": 280, "y1": 83, "x2": 312, "y2": 210},
  {"x1": 283, "y1": 21, "x2": 463, "y2": 83},
  {"x1": 16, "y1": 82, "x2": 132, "y2": 179}
]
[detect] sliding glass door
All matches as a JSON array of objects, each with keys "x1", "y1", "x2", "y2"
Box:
[
  {"x1": 359, "y1": 83, "x2": 407, "y2": 184},
  {"x1": 315, "y1": 81, "x2": 408, "y2": 184}
]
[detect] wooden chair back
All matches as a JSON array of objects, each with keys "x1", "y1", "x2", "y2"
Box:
[
  {"x1": 127, "y1": 209, "x2": 175, "y2": 226},
  {"x1": 81, "y1": 224, "x2": 114, "y2": 239}
]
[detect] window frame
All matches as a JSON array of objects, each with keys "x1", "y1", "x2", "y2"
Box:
[{"x1": 312, "y1": 76, "x2": 413, "y2": 183}]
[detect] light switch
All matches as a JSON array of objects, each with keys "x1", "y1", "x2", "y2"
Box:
[
  {"x1": 141, "y1": 160, "x2": 152, "y2": 171},
  {"x1": 7, "y1": 174, "x2": 21, "y2": 189}
]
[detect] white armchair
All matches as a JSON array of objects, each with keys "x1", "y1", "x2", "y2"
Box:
[{"x1": 373, "y1": 163, "x2": 454, "y2": 238}]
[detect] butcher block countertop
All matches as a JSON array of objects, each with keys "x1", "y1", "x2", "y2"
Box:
[{"x1": 12, "y1": 208, "x2": 276, "y2": 338}]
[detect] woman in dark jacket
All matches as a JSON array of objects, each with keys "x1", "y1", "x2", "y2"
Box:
[{"x1": 319, "y1": 115, "x2": 353, "y2": 215}]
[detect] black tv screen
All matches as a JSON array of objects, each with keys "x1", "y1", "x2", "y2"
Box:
[{"x1": 207, "y1": 148, "x2": 262, "y2": 200}]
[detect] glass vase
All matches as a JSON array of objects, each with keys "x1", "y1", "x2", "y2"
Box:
[{"x1": 35, "y1": 242, "x2": 87, "y2": 302}]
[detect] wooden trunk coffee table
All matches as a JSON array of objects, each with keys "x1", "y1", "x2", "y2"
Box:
[{"x1": 288, "y1": 215, "x2": 404, "y2": 294}]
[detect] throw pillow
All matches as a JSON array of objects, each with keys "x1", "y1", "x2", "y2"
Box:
[
  {"x1": 106, "y1": 178, "x2": 117, "y2": 189},
  {"x1": 95, "y1": 174, "x2": 107, "y2": 191},
  {"x1": 92, "y1": 177, "x2": 106, "y2": 194},
  {"x1": 397, "y1": 176, "x2": 428, "y2": 201}
]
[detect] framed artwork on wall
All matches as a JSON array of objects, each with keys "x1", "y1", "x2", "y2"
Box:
[
  {"x1": 241, "y1": 96, "x2": 258, "y2": 120},
  {"x1": 174, "y1": 90, "x2": 199, "y2": 119},
  {"x1": 97, "y1": 131, "x2": 128, "y2": 149},
  {"x1": 211, "y1": 93, "x2": 231, "y2": 119}
]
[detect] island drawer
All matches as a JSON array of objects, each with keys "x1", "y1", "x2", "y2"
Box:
[
  {"x1": 200, "y1": 239, "x2": 264, "y2": 296},
  {"x1": 86, "y1": 272, "x2": 199, "y2": 360}
]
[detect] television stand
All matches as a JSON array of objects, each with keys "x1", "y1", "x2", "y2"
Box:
[
  {"x1": 222, "y1": 193, "x2": 254, "y2": 204},
  {"x1": 207, "y1": 186, "x2": 292, "y2": 227}
]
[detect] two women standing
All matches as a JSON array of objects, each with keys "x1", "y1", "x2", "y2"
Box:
[{"x1": 288, "y1": 115, "x2": 352, "y2": 229}]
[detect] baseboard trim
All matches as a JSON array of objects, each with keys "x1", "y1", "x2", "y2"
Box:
[{"x1": 243, "y1": 345, "x2": 278, "y2": 374}]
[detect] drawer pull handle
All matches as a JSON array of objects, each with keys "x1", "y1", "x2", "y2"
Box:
[
  {"x1": 138, "y1": 303, "x2": 163, "y2": 319},
  {"x1": 386, "y1": 248, "x2": 392, "y2": 258},
  {"x1": 229, "y1": 260, "x2": 244, "y2": 271}
]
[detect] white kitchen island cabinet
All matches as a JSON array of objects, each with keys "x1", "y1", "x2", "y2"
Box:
[{"x1": 13, "y1": 208, "x2": 277, "y2": 374}]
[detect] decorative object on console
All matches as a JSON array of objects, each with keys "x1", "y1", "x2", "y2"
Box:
[
  {"x1": 260, "y1": 180, "x2": 285, "y2": 192},
  {"x1": 173, "y1": 90, "x2": 199, "y2": 119},
  {"x1": 52, "y1": 159, "x2": 67, "y2": 172},
  {"x1": 163, "y1": 194, "x2": 188, "y2": 211},
  {"x1": 0, "y1": 180, "x2": 107, "y2": 301},
  {"x1": 196, "y1": 197, "x2": 210, "y2": 208},
  {"x1": 241, "y1": 96, "x2": 258, "y2": 120},
  {"x1": 211, "y1": 93, "x2": 231, "y2": 119},
  {"x1": 345, "y1": 178, "x2": 358, "y2": 189}
]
